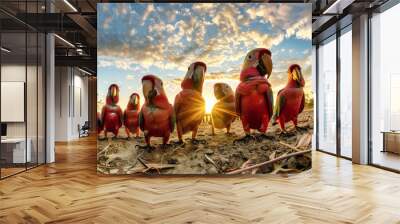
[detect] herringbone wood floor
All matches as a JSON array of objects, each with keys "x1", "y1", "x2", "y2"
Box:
[{"x1": 1, "y1": 136, "x2": 400, "y2": 224}]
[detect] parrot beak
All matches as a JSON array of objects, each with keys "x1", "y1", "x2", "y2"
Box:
[
  {"x1": 258, "y1": 52, "x2": 273, "y2": 79},
  {"x1": 189, "y1": 63, "x2": 206, "y2": 92},
  {"x1": 292, "y1": 68, "x2": 299, "y2": 81},
  {"x1": 131, "y1": 95, "x2": 137, "y2": 105},
  {"x1": 142, "y1": 80, "x2": 152, "y2": 101},
  {"x1": 148, "y1": 88, "x2": 158, "y2": 103},
  {"x1": 111, "y1": 86, "x2": 117, "y2": 98},
  {"x1": 292, "y1": 67, "x2": 305, "y2": 87},
  {"x1": 194, "y1": 64, "x2": 205, "y2": 82},
  {"x1": 108, "y1": 85, "x2": 118, "y2": 104},
  {"x1": 263, "y1": 54, "x2": 273, "y2": 79}
]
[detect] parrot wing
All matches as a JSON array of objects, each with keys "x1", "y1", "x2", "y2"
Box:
[
  {"x1": 100, "y1": 106, "x2": 108, "y2": 127},
  {"x1": 273, "y1": 90, "x2": 285, "y2": 119},
  {"x1": 299, "y1": 93, "x2": 305, "y2": 114},
  {"x1": 139, "y1": 110, "x2": 145, "y2": 131},
  {"x1": 235, "y1": 91, "x2": 241, "y2": 115},
  {"x1": 117, "y1": 106, "x2": 123, "y2": 126},
  {"x1": 123, "y1": 110, "x2": 127, "y2": 124},
  {"x1": 265, "y1": 88, "x2": 274, "y2": 119},
  {"x1": 100, "y1": 106, "x2": 106, "y2": 123},
  {"x1": 173, "y1": 94, "x2": 181, "y2": 118},
  {"x1": 169, "y1": 108, "x2": 176, "y2": 132}
]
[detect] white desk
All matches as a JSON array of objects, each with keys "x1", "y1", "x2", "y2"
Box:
[{"x1": 1, "y1": 138, "x2": 31, "y2": 163}]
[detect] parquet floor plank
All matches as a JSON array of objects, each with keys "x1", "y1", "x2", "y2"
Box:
[{"x1": 0, "y1": 136, "x2": 399, "y2": 223}]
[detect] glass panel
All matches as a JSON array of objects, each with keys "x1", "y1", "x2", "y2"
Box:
[
  {"x1": 317, "y1": 37, "x2": 337, "y2": 154},
  {"x1": 27, "y1": 30, "x2": 38, "y2": 169},
  {"x1": 371, "y1": 4, "x2": 400, "y2": 171},
  {"x1": 38, "y1": 32, "x2": 45, "y2": 165},
  {"x1": 0, "y1": 1, "x2": 46, "y2": 178},
  {"x1": 339, "y1": 29, "x2": 352, "y2": 158},
  {"x1": 312, "y1": 45, "x2": 317, "y2": 150},
  {"x1": 1, "y1": 31, "x2": 27, "y2": 177}
]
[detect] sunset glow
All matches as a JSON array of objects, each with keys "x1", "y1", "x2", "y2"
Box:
[{"x1": 205, "y1": 97, "x2": 217, "y2": 114}]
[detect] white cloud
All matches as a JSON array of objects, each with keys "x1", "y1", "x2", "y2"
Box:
[
  {"x1": 99, "y1": 57, "x2": 142, "y2": 71},
  {"x1": 211, "y1": 4, "x2": 240, "y2": 35},
  {"x1": 126, "y1": 75, "x2": 134, "y2": 80},
  {"x1": 98, "y1": 59, "x2": 113, "y2": 68},
  {"x1": 141, "y1": 4, "x2": 154, "y2": 25},
  {"x1": 167, "y1": 13, "x2": 176, "y2": 22},
  {"x1": 246, "y1": 4, "x2": 292, "y2": 28},
  {"x1": 101, "y1": 4, "x2": 108, "y2": 13},
  {"x1": 286, "y1": 16, "x2": 311, "y2": 40},
  {"x1": 103, "y1": 16, "x2": 112, "y2": 29},
  {"x1": 117, "y1": 4, "x2": 128, "y2": 15},
  {"x1": 193, "y1": 4, "x2": 215, "y2": 12},
  {"x1": 165, "y1": 24, "x2": 175, "y2": 33},
  {"x1": 115, "y1": 59, "x2": 133, "y2": 70}
]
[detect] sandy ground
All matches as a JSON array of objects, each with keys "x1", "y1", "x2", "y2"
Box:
[{"x1": 97, "y1": 109, "x2": 313, "y2": 175}]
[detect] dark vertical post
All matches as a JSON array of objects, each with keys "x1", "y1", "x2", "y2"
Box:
[
  {"x1": 73, "y1": 68, "x2": 75, "y2": 118},
  {"x1": 60, "y1": 67, "x2": 62, "y2": 117},
  {"x1": 315, "y1": 44, "x2": 320, "y2": 150},
  {"x1": 25, "y1": 0, "x2": 28, "y2": 171},
  {"x1": 69, "y1": 70, "x2": 71, "y2": 118},
  {"x1": 367, "y1": 10, "x2": 373, "y2": 164},
  {"x1": 44, "y1": 0, "x2": 48, "y2": 164},
  {"x1": 336, "y1": 24, "x2": 341, "y2": 157},
  {"x1": 36, "y1": 0, "x2": 39, "y2": 167},
  {"x1": 0, "y1": 18, "x2": 2, "y2": 179}
]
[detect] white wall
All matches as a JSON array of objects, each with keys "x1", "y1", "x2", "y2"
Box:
[
  {"x1": 54, "y1": 67, "x2": 89, "y2": 141},
  {"x1": 71, "y1": 73, "x2": 89, "y2": 138},
  {"x1": 55, "y1": 66, "x2": 69, "y2": 141}
]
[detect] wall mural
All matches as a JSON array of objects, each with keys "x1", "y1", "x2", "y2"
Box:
[{"x1": 97, "y1": 3, "x2": 313, "y2": 175}]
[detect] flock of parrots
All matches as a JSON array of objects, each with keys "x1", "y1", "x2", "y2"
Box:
[{"x1": 97, "y1": 48, "x2": 306, "y2": 148}]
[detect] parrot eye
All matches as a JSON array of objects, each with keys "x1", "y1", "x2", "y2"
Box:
[{"x1": 248, "y1": 55, "x2": 252, "y2": 60}]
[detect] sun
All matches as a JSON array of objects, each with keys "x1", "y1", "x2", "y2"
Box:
[{"x1": 205, "y1": 97, "x2": 217, "y2": 114}]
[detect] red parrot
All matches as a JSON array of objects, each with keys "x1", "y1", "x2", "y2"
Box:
[
  {"x1": 235, "y1": 48, "x2": 274, "y2": 142},
  {"x1": 174, "y1": 62, "x2": 206, "y2": 144},
  {"x1": 124, "y1": 93, "x2": 140, "y2": 138},
  {"x1": 211, "y1": 83, "x2": 236, "y2": 135},
  {"x1": 272, "y1": 64, "x2": 305, "y2": 132},
  {"x1": 101, "y1": 84, "x2": 123, "y2": 138},
  {"x1": 97, "y1": 112, "x2": 103, "y2": 134},
  {"x1": 139, "y1": 75, "x2": 175, "y2": 148}
]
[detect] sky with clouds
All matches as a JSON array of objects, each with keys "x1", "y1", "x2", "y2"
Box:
[{"x1": 97, "y1": 3, "x2": 312, "y2": 112}]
